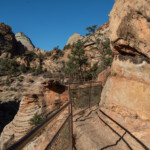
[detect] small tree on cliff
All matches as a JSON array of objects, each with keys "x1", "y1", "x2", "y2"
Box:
[
  {"x1": 86, "y1": 25, "x2": 104, "y2": 55},
  {"x1": 65, "y1": 40, "x2": 89, "y2": 81}
]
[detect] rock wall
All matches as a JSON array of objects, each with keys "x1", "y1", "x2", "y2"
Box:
[
  {"x1": 0, "y1": 79, "x2": 68, "y2": 150},
  {"x1": 66, "y1": 33, "x2": 83, "y2": 45},
  {"x1": 15, "y1": 32, "x2": 35, "y2": 51},
  {"x1": 100, "y1": 0, "x2": 150, "y2": 120},
  {"x1": 0, "y1": 23, "x2": 17, "y2": 58}
]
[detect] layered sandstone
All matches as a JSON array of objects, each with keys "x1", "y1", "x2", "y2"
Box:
[
  {"x1": 100, "y1": 0, "x2": 150, "y2": 120},
  {"x1": 109, "y1": 0, "x2": 150, "y2": 57},
  {"x1": 0, "y1": 78, "x2": 68, "y2": 150},
  {"x1": 15, "y1": 32, "x2": 35, "y2": 51},
  {"x1": 97, "y1": 67, "x2": 111, "y2": 87}
]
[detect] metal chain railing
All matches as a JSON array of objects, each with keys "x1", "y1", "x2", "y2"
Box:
[
  {"x1": 70, "y1": 81, "x2": 102, "y2": 115},
  {"x1": 8, "y1": 99, "x2": 73, "y2": 150},
  {"x1": 8, "y1": 81, "x2": 101, "y2": 150}
]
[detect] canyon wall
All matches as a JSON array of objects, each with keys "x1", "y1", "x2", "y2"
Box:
[
  {"x1": 100, "y1": 0, "x2": 150, "y2": 120},
  {"x1": 0, "y1": 23, "x2": 17, "y2": 58},
  {"x1": 0, "y1": 78, "x2": 68, "y2": 150}
]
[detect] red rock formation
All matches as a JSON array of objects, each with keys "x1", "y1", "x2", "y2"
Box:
[
  {"x1": 0, "y1": 78, "x2": 68, "y2": 150},
  {"x1": 15, "y1": 32, "x2": 35, "y2": 51},
  {"x1": 0, "y1": 23, "x2": 17, "y2": 58},
  {"x1": 97, "y1": 67, "x2": 111, "y2": 87},
  {"x1": 100, "y1": 0, "x2": 150, "y2": 121}
]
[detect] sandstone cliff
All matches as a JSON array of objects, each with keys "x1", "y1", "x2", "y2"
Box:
[
  {"x1": 63, "y1": 22, "x2": 110, "y2": 68},
  {"x1": 0, "y1": 23, "x2": 17, "y2": 58},
  {"x1": 0, "y1": 78, "x2": 68, "y2": 150},
  {"x1": 66, "y1": 33, "x2": 83, "y2": 45},
  {"x1": 15, "y1": 32, "x2": 35, "y2": 51},
  {"x1": 100, "y1": 0, "x2": 150, "y2": 121}
]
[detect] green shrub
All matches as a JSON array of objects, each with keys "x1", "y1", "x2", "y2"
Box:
[
  {"x1": 18, "y1": 76, "x2": 24, "y2": 82},
  {"x1": 97, "y1": 38, "x2": 114, "y2": 74},
  {"x1": 29, "y1": 79, "x2": 34, "y2": 83},
  {"x1": 43, "y1": 72, "x2": 53, "y2": 78},
  {"x1": 5, "y1": 76, "x2": 13, "y2": 85},
  {"x1": 20, "y1": 64, "x2": 27, "y2": 73},
  {"x1": 24, "y1": 51, "x2": 37, "y2": 67},
  {"x1": 45, "y1": 51, "x2": 52, "y2": 57},
  {"x1": 29, "y1": 113, "x2": 46, "y2": 126},
  {"x1": 63, "y1": 44, "x2": 71, "y2": 50},
  {"x1": 0, "y1": 58, "x2": 20, "y2": 76},
  {"x1": 32, "y1": 65, "x2": 43, "y2": 76}
]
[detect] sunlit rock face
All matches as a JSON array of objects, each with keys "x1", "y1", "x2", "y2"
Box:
[
  {"x1": 0, "y1": 23, "x2": 17, "y2": 58},
  {"x1": 109, "y1": 0, "x2": 150, "y2": 57},
  {"x1": 66, "y1": 33, "x2": 83, "y2": 45},
  {"x1": 15, "y1": 32, "x2": 35, "y2": 51},
  {"x1": 100, "y1": 0, "x2": 150, "y2": 121}
]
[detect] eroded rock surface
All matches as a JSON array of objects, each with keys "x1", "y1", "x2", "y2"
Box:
[
  {"x1": 66, "y1": 33, "x2": 83, "y2": 45},
  {"x1": 97, "y1": 67, "x2": 111, "y2": 87},
  {"x1": 0, "y1": 78, "x2": 68, "y2": 150},
  {"x1": 0, "y1": 23, "x2": 17, "y2": 58},
  {"x1": 100, "y1": 0, "x2": 150, "y2": 121},
  {"x1": 73, "y1": 106, "x2": 150, "y2": 150},
  {"x1": 109, "y1": 0, "x2": 150, "y2": 58},
  {"x1": 15, "y1": 32, "x2": 35, "y2": 51}
]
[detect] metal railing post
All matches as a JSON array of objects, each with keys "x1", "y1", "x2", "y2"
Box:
[
  {"x1": 68, "y1": 83, "x2": 73, "y2": 150},
  {"x1": 8, "y1": 101, "x2": 71, "y2": 150}
]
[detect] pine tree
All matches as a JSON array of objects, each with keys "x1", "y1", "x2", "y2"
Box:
[
  {"x1": 65, "y1": 40, "x2": 89, "y2": 81},
  {"x1": 86, "y1": 25, "x2": 104, "y2": 55}
]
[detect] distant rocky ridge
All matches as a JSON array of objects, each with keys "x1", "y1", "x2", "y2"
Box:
[
  {"x1": 0, "y1": 22, "x2": 110, "y2": 73},
  {"x1": 15, "y1": 32, "x2": 35, "y2": 51},
  {"x1": 66, "y1": 33, "x2": 83, "y2": 45},
  {"x1": 66, "y1": 22, "x2": 110, "y2": 47},
  {"x1": 63, "y1": 22, "x2": 110, "y2": 67}
]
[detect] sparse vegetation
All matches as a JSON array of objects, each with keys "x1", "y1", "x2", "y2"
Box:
[
  {"x1": 5, "y1": 76, "x2": 13, "y2": 85},
  {"x1": 0, "y1": 58, "x2": 20, "y2": 76},
  {"x1": 29, "y1": 113, "x2": 46, "y2": 126},
  {"x1": 30, "y1": 66, "x2": 46, "y2": 76},
  {"x1": 86, "y1": 25, "x2": 104, "y2": 54},
  {"x1": 65, "y1": 40, "x2": 89, "y2": 81},
  {"x1": 29, "y1": 79, "x2": 34, "y2": 83},
  {"x1": 96, "y1": 38, "x2": 114, "y2": 74},
  {"x1": 84, "y1": 63, "x2": 98, "y2": 80},
  {"x1": 43, "y1": 72, "x2": 53, "y2": 78},
  {"x1": 45, "y1": 51, "x2": 52, "y2": 57},
  {"x1": 63, "y1": 44, "x2": 71, "y2": 50},
  {"x1": 86, "y1": 25, "x2": 109, "y2": 56},
  {"x1": 65, "y1": 40, "x2": 99, "y2": 81},
  {"x1": 20, "y1": 63, "x2": 27, "y2": 73},
  {"x1": 24, "y1": 51, "x2": 37, "y2": 67}
]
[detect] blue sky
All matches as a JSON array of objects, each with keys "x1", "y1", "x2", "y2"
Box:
[{"x1": 1, "y1": 0, "x2": 114, "y2": 51}]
